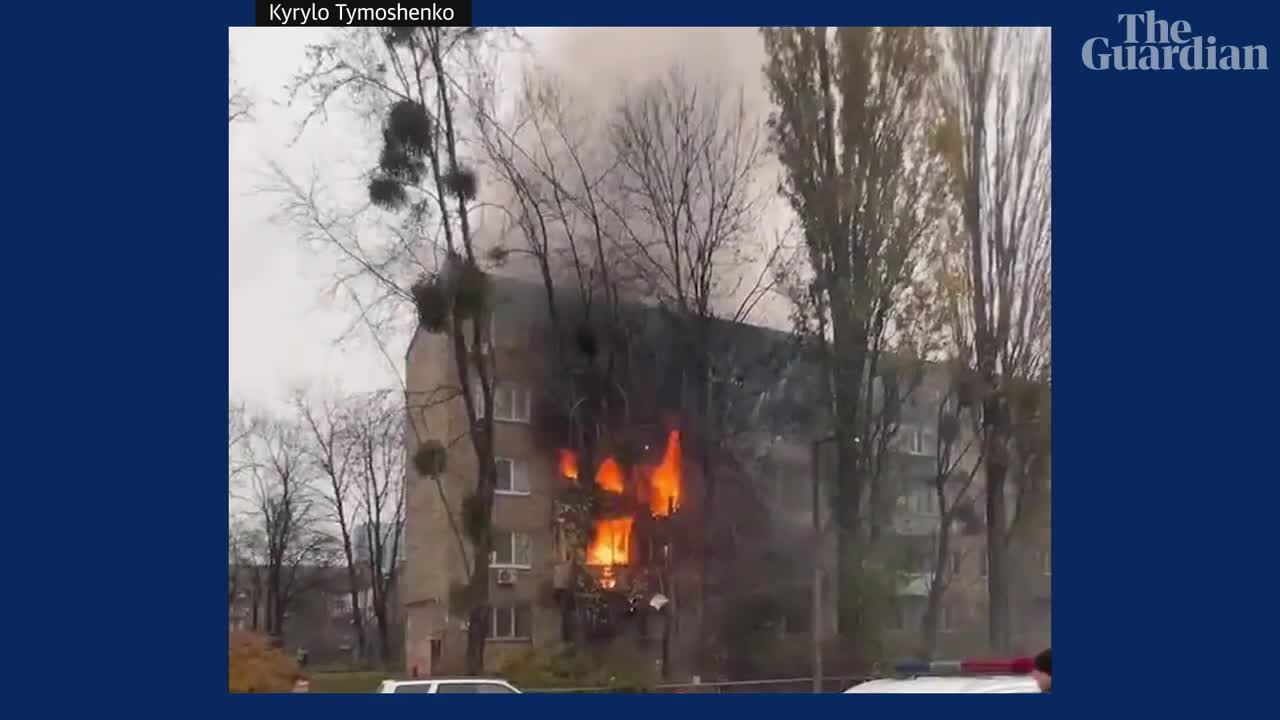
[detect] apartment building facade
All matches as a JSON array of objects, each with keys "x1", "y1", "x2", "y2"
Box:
[{"x1": 401, "y1": 278, "x2": 1050, "y2": 677}]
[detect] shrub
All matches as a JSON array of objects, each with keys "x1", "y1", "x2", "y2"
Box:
[
  {"x1": 498, "y1": 643, "x2": 654, "y2": 691},
  {"x1": 229, "y1": 630, "x2": 302, "y2": 693}
]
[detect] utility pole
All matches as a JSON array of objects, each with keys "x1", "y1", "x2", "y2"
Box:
[{"x1": 811, "y1": 437, "x2": 830, "y2": 693}]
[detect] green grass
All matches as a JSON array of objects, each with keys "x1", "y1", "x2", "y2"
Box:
[{"x1": 308, "y1": 671, "x2": 390, "y2": 693}]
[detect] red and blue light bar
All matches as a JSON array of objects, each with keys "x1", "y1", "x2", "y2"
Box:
[{"x1": 892, "y1": 657, "x2": 1034, "y2": 676}]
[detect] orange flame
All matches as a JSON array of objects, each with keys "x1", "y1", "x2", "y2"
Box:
[
  {"x1": 595, "y1": 457, "x2": 626, "y2": 493},
  {"x1": 557, "y1": 449, "x2": 624, "y2": 494},
  {"x1": 559, "y1": 449, "x2": 579, "y2": 481},
  {"x1": 650, "y1": 430, "x2": 682, "y2": 516},
  {"x1": 586, "y1": 516, "x2": 632, "y2": 566}
]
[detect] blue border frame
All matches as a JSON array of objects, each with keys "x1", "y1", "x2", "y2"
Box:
[{"x1": 22, "y1": 0, "x2": 1279, "y2": 707}]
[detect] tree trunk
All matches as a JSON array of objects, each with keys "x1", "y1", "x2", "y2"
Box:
[
  {"x1": 831, "y1": 336, "x2": 867, "y2": 639},
  {"x1": 344, "y1": 568, "x2": 366, "y2": 664},
  {"x1": 922, "y1": 511, "x2": 951, "y2": 660},
  {"x1": 374, "y1": 603, "x2": 392, "y2": 668},
  {"x1": 982, "y1": 392, "x2": 1011, "y2": 651},
  {"x1": 463, "y1": 450, "x2": 497, "y2": 676}
]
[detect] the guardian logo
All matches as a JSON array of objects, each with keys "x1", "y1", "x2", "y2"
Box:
[{"x1": 1083, "y1": 10, "x2": 1268, "y2": 70}]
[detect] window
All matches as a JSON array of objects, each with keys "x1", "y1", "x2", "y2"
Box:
[
  {"x1": 489, "y1": 605, "x2": 532, "y2": 640},
  {"x1": 495, "y1": 458, "x2": 530, "y2": 495},
  {"x1": 940, "y1": 606, "x2": 955, "y2": 631},
  {"x1": 393, "y1": 683, "x2": 434, "y2": 694},
  {"x1": 896, "y1": 424, "x2": 920, "y2": 454},
  {"x1": 921, "y1": 427, "x2": 937, "y2": 455},
  {"x1": 950, "y1": 550, "x2": 963, "y2": 576},
  {"x1": 902, "y1": 488, "x2": 938, "y2": 516},
  {"x1": 491, "y1": 530, "x2": 533, "y2": 568},
  {"x1": 898, "y1": 424, "x2": 935, "y2": 456},
  {"x1": 979, "y1": 551, "x2": 988, "y2": 578},
  {"x1": 330, "y1": 594, "x2": 352, "y2": 619},
  {"x1": 475, "y1": 383, "x2": 532, "y2": 423},
  {"x1": 1041, "y1": 548, "x2": 1051, "y2": 575},
  {"x1": 475, "y1": 683, "x2": 518, "y2": 694},
  {"x1": 436, "y1": 683, "x2": 480, "y2": 694}
]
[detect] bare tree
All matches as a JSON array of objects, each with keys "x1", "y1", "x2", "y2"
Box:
[
  {"x1": 606, "y1": 67, "x2": 776, "y2": 324},
  {"x1": 936, "y1": 27, "x2": 1051, "y2": 650},
  {"x1": 349, "y1": 390, "x2": 407, "y2": 667},
  {"x1": 467, "y1": 61, "x2": 798, "y2": 676},
  {"x1": 294, "y1": 390, "x2": 368, "y2": 661},
  {"x1": 229, "y1": 524, "x2": 244, "y2": 609},
  {"x1": 762, "y1": 26, "x2": 948, "y2": 640},
  {"x1": 243, "y1": 414, "x2": 331, "y2": 640},
  {"x1": 229, "y1": 47, "x2": 253, "y2": 124},
  {"x1": 229, "y1": 402, "x2": 255, "y2": 617},
  {"x1": 229, "y1": 401, "x2": 253, "y2": 488},
  {"x1": 919, "y1": 368, "x2": 983, "y2": 659},
  {"x1": 282, "y1": 27, "x2": 508, "y2": 675},
  {"x1": 606, "y1": 67, "x2": 780, "y2": 665}
]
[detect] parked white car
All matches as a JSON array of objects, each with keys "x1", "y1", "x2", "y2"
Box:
[
  {"x1": 843, "y1": 658, "x2": 1040, "y2": 693},
  {"x1": 377, "y1": 678, "x2": 521, "y2": 694},
  {"x1": 845, "y1": 676, "x2": 1039, "y2": 693}
]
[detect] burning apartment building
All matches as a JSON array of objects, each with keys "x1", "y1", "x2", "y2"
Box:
[{"x1": 401, "y1": 277, "x2": 1050, "y2": 678}]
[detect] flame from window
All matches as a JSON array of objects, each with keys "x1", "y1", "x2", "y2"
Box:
[
  {"x1": 595, "y1": 457, "x2": 626, "y2": 493},
  {"x1": 558, "y1": 449, "x2": 578, "y2": 481},
  {"x1": 586, "y1": 516, "x2": 632, "y2": 566},
  {"x1": 558, "y1": 449, "x2": 625, "y2": 494},
  {"x1": 649, "y1": 430, "x2": 682, "y2": 516}
]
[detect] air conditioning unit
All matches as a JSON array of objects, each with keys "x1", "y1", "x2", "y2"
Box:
[{"x1": 495, "y1": 568, "x2": 517, "y2": 586}]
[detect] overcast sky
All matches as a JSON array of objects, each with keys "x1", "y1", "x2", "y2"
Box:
[{"x1": 229, "y1": 27, "x2": 773, "y2": 411}]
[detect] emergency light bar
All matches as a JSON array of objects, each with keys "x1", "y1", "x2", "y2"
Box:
[{"x1": 891, "y1": 657, "x2": 1034, "y2": 676}]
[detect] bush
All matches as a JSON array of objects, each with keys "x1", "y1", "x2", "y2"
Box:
[
  {"x1": 308, "y1": 671, "x2": 387, "y2": 693},
  {"x1": 229, "y1": 630, "x2": 302, "y2": 693},
  {"x1": 498, "y1": 644, "x2": 654, "y2": 691}
]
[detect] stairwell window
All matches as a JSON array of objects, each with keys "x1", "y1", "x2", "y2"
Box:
[
  {"x1": 495, "y1": 458, "x2": 530, "y2": 495},
  {"x1": 491, "y1": 530, "x2": 533, "y2": 569},
  {"x1": 475, "y1": 383, "x2": 531, "y2": 423}
]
